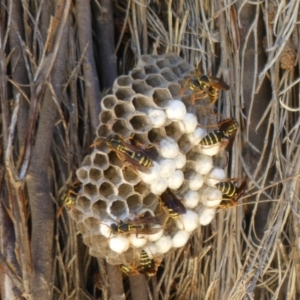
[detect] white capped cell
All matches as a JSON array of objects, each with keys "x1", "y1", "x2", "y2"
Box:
[
  {"x1": 143, "y1": 243, "x2": 158, "y2": 259},
  {"x1": 182, "y1": 113, "x2": 198, "y2": 133},
  {"x1": 183, "y1": 190, "x2": 200, "y2": 209},
  {"x1": 176, "y1": 209, "x2": 199, "y2": 232},
  {"x1": 193, "y1": 155, "x2": 213, "y2": 175},
  {"x1": 147, "y1": 227, "x2": 164, "y2": 242},
  {"x1": 206, "y1": 167, "x2": 227, "y2": 187},
  {"x1": 174, "y1": 151, "x2": 186, "y2": 169},
  {"x1": 188, "y1": 173, "x2": 204, "y2": 191},
  {"x1": 177, "y1": 121, "x2": 186, "y2": 132},
  {"x1": 200, "y1": 144, "x2": 221, "y2": 156},
  {"x1": 194, "y1": 127, "x2": 207, "y2": 142},
  {"x1": 129, "y1": 234, "x2": 148, "y2": 248},
  {"x1": 200, "y1": 186, "x2": 223, "y2": 207},
  {"x1": 172, "y1": 230, "x2": 190, "y2": 248},
  {"x1": 165, "y1": 100, "x2": 186, "y2": 121},
  {"x1": 150, "y1": 177, "x2": 168, "y2": 194},
  {"x1": 109, "y1": 236, "x2": 130, "y2": 253},
  {"x1": 155, "y1": 235, "x2": 173, "y2": 253},
  {"x1": 138, "y1": 161, "x2": 161, "y2": 184},
  {"x1": 197, "y1": 205, "x2": 216, "y2": 225},
  {"x1": 148, "y1": 108, "x2": 167, "y2": 128},
  {"x1": 159, "y1": 137, "x2": 179, "y2": 159},
  {"x1": 168, "y1": 170, "x2": 184, "y2": 189},
  {"x1": 159, "y1": 159, "x2": 176, "y2": 178},
  {"x1": 99, "y1": 218, "x2": 116, "y2": 238}
]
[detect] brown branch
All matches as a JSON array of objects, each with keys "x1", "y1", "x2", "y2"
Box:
[
  {"x1": 75, "y1": 0, "x2": 101, "y2": 132},
  {"x1": 26, "y1": 1, "x2": 71, "y2": 298},
  {"x1": 92, "y1": 0, "x2": 118, "y2": 90},
  {"x1": 129, "y1": 274, "x2": 148, "y2": 300},
  {"x1": 9, "y1": 0, "x2": 30, "y2": 148},
  {"x1": 106, "y1": 263, "x2": 125, "y2": 300}
]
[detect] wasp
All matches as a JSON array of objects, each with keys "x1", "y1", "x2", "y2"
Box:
[
  {"x1": 200, "y1": 118, "x2": 238, "y2": 151},
  {"x1": 138, "y1": 250, "x2": 158, "y2": 276},
  {"x1": 110, "y1": 216, "x2": 162, "y2": 235},
  {"x1": 185, "y1": 74, "x2": 229, "y2": 104},
  {"x1": 119, "y1": 250, "x2": 159, "y2": 277},
  {"x1": 108, "y1": 135, "x2": 154, "y2": 174},
  {"x1": 215, "y1": 178, "x2": 247, "y2": 208},
  {"x1": 57, "y1": 180, "x2": 81, "y2": 217},
  {"x1": 160, "y1": 188, "x2": 187, "y2": 220}
]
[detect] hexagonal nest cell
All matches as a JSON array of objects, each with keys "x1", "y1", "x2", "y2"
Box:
[{"x1": 71, "y1": 53, "x2": 233, "y2": 268}]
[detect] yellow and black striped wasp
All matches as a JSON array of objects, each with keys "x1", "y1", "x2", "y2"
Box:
[
  {"x1": 200, "y1": 118, "x2": 239, "y2": 151},
  {"x1": 160, "y1": 188, "x2": 187, "y2": 220},
  {"x1": 184, "y1": 74, "x2": 229, "y2": 105},
  {"x1": 108, "y1": 135, "x2": 155, "y2": 174},
  {"x1": 120, "y1": 250, "x2": 159, "y2": 277},
  {"x1": 215, "y1": 178, "x2": 247, "y2": 208},
  {"x1": 57, "y1": 179, "x2": 81, "y2": 218},
  {"x1": 110, "y1": 216, "x2": 162, "y2": 236}
]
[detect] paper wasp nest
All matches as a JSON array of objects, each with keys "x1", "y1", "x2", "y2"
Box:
[{"x1": 70, "y1": 53, "x2": 232, "y2": 266}]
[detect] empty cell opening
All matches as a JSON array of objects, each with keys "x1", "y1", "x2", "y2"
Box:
[
  {"x1": 93, "y1": 138, "x2": 109, "y2": 154},
  {"x1": 116, "y1": 76, "x2": 132, "y2": 87},
  {"x1": 143, "y1": 193, "x2": 158, "y2": 207},
  {"x1": 97, "y1": 124, "x2": 111, "y2": 138},
  {"x1": 77, "y1": 196, "x2": 91, "y2": 210},
  {"x1": 89, "y1": 168, "x2": 103, "y2": 182},
  {"x1": 156, "y1": 59, "x2": 171, "y2": 69},
  {"x1": 141, "y1": 55, "x2": 156, "y2": 65},
  {"x1": 127, "y1": 194, "x2": 142, "y2": 212},
  {"x1": 100, "y1": 110, "x2": 115, "y2": 124},
  {"x1": 166, "y1": 53, "x2": 180, "y2": 65},
  {"x1": 115, "y1": 87, "x2": 135, "y2": 101},
  {"x1": 131, "y1": 68, "x2": 146, "y2": 80},
  {"x1": 83, "y1": 183, "x2": 98, "y2": 199},
  {"x1": 108, "y1": 151, "x2": 123, "y2": 168},
  {"x1": 132, "y1": 80, "x2": 152, "y2": 94},
  {"x1": 69, "y1": 208, "x2": 84, "y2": 221},
  {"x1": 93, "y1": 153, "x2": 109, "y2": 169},
  {"x1": 77, "y1": 222, "x2": 86, "y2": 235},
  {"x1": 131, "y1": 133, "x2": 151, "y2": 149},
  {"x1": 171, "y1": 66, "x2": 181, "y2": 77},
  {"x1": 144, "y1": 65, "x2": 160, "y2": 74},
  {"x1": 109, "y1": 200, "x2": 128, "y2": 218},
  {"x1": 112, "y1": 119, "x2": 132, "y2": 137},
  {"x1": 118, "y1": 183, "x2": 134, "y2": 198},
  {"x1": 134, "y1": 181, "x2": 149, "y2": 196},
  {"x1": 165, "y1": 122, "x2": 183, "y2": 141},
  {"x1": 148, "y1": 127, "x2": 166, "y2": 144},
  {"x1": 129, "y1": 115, "x2": 151, "y2": 133},
  {"x1": 167, "y1": 83, "x2": 181, "y2": 98},
  {"x1": 76, "y1": 168, "x2": 88, "y2": 182},
  {"x1": 81, "y1": 155, "x2": 91, "y2": 167},
  {"x1": 132, "y1": 95, "x2": 156, "y2": 112},
  {"x1": 123, "y1": 167, "x2": 139, "y2": 184},
  {"x1": 90, "y1": 234, "x2": 108, "y2": 248},
  {"x1": 102, "y1": 96, "x2": 118, "y2": 110},
  {"x1": 92, "y1": 200, "x2": 107, "y2": 216},
  {"x1": 103, "y1": 166, "x2": 122, "y2": 185},
  {"x1": 177, "y1": 134, "x2": 193, "y2": 154},
  {"x1": 178, "y1": 62, "x2": 191, "y2": 74},
  {"x1": 114, "y1": 103, "x2": 135, "y2": 119},
  {"x1": 161, "y1": 68, "x2": 178, "y2": 81},
  {"x1": 152, "y1": 89, "x2": 172, "y2": 108},
  {"x1": 83, "y1": 216, "x2": 100, "y2": 231},
  {"x1": 99, "y1": 181, "x2": 115, "y2": 199},
  {"x1": 145, "y1": 74, "x2": 167, "y2": 88}
]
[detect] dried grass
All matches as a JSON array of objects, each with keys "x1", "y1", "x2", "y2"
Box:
[{"x1": 1, "y1": 0, "x2": 300, "y2": 299}]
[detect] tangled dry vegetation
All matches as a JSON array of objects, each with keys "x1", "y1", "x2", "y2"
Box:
[{"x1": 0, "y1": 0, "x2": 300, "y2": 299}]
